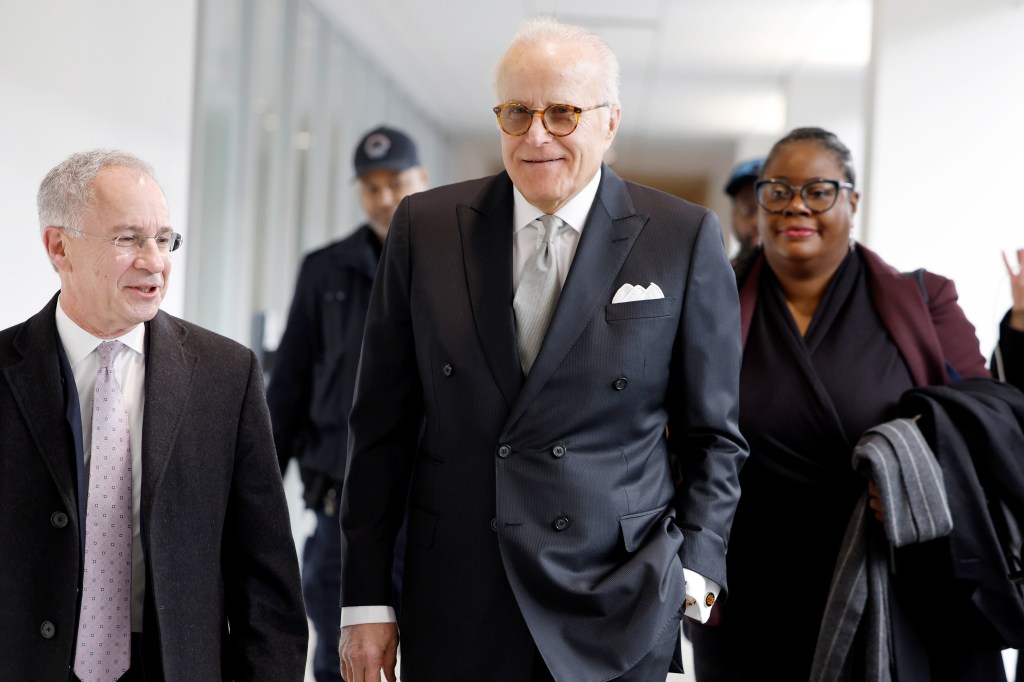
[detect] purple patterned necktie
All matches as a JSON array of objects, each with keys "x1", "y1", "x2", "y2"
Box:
[{"x1": 75, "y1": 340, "x2": 132, "y2": 682}]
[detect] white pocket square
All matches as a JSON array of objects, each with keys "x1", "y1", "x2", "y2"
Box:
[{"x1": 612, "y1": 282, "x2": 664, "y2": 304}]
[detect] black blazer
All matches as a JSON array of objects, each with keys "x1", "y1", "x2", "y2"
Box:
[
  {"x1": 267, "y1": 225, "x2": 380, "y2": 488},
  {"x1": 0, "y1": 294, "x2": 307, "y2": 681},
  {"x1": 340, "y1": 165, "x2": 748, "y2": 680}
]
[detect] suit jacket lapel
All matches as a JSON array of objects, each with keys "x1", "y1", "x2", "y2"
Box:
[
  {"x1": 5, "y1": 294, "x2": 80, "y2": 518},
  {"x1": 507, "y1": 165, "x2": 648, "y2": 429},
  {"x1": 140, "y1": 311, "x2": 196, "y2": 511},
  {"x1": 458, "y1": 172, "x2": 523, "y2": 409}
]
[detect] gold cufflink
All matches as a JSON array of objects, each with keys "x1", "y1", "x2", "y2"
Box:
[{"x1": 705, "y1": 593, "x2": 715, "y2": 607}]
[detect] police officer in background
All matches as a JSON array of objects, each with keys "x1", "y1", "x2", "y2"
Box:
[
  {"x1": 723, "y1": 157, "x2": 764, "y2": 268},
  {"x1": 267, "y1": 125, "x2": 428, "y2": 682}
]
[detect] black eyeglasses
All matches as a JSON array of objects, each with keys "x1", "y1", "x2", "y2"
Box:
[
  {"x1": 754, "y1": 178, "x2": 854, "y2": 214},
  {"x1": 492, "y1": 102, "x2": 609, "y2": 137},
  {"x1": 62, "y1": 227, "x2": 183, "y2": 253}
]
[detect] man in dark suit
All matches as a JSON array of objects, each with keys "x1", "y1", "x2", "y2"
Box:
[
  {"x1": 0, "y1": 150, "x2": 307, "y2": 681},
  {"x1": 338, "y1": 17, "x2": 748, "y2": 682},
  {"x1": 267, "y1": 126, "x2": 427, "y2": 682}
]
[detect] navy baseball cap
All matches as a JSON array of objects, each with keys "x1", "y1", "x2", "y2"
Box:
[
  {"x1": 353, "y1": 126, "x2": 420, "y2": 178},
  {"x1": 724, "y1": 158, "x2": 765, "y2": 196}
]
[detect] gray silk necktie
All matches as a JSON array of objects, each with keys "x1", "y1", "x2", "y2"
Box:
[
  {"x1": 75, "y1": 340, "x2": 132, "y2": 682},
  {"x1": 514, "y1": 215, "x2": 566, "y2": 374}
]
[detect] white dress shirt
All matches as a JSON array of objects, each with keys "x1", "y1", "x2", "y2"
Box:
[
  {"x1": 341, "y1": 168, "x2": 719, "y2": 627},
  {"x1": 56, "y1": 300, "x2": 147, "y2": 632},
  {"x1": 510, "y1": 168, "x2": 599, "y2": 291}
]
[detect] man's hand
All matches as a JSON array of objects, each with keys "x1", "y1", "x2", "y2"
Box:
[
  {"x1": 1004, "y1": 248, "x2": 1024, "y2": 332},
  {"x1": 338, "y1": 622, "x2": 399, "y2": 682}
]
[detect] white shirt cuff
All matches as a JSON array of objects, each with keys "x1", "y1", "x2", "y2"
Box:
[
  {"x1": 340, "y1": 605, "x2": 397, "y2": 627},
  {"x1": 682, "y1": 568, "x2": 720, "y2": 623}
]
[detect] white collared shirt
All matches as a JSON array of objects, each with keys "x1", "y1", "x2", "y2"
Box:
[
  {"x1": 55, "y1": 300, "x2": 147, "y2": 632},
  {"x1": 511, "y1": 167, "x2": 602, "y2": 291}
]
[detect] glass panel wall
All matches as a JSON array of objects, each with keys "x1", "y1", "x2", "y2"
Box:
[{"x1": 187, "y1": 0, "x2": 451, "y2": 350}]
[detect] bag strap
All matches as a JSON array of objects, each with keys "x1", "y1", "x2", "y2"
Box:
[
  {"x1": 904, "y1": 267, "x2": 964, "y2": 383},
  {"x1": 906, "y1": 268, "x2": 929, "y2": 304}
]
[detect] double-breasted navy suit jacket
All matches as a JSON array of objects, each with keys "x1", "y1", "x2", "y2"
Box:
[
  {"x1": 0, "y1": 294, "x2": 308, "y2": 681},
  {"x1": 340, "y1": 165, "x2": 748, "y2": 681}
]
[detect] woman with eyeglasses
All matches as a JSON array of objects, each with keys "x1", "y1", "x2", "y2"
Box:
[{"x1": 688, "y1": 127, "x2": 1005, "y2": 681}]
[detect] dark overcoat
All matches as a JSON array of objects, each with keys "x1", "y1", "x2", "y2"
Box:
[{"x1": 0, "y1": 295, "x2": 308, "y2": 681}]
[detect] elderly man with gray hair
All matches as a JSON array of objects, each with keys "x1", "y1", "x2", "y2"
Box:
[{"x1": 337, "y1": 16, "x2": 746, "y2": 682}]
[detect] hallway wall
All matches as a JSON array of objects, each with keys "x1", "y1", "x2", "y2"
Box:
[{"x1": 0, "y1": 0, "x2": 197, "y2": 330}]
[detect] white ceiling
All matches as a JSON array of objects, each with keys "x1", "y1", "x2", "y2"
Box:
[{"x1": 315, "y1": 0, "x2": 872, "y2": 141}]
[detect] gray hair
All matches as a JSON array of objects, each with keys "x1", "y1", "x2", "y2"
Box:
[
  {"x1": 37, "y1": 149, "x2": 158, "y2": 235},
  {"x1": 493, "y1": 15, "x2": 621, "y2": 106}
]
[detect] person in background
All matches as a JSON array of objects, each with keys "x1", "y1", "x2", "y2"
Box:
[
  {"x1": 997, "y1": 248, "x2": 1024, "y2": 682},
  {"x1": 336, "y1": 16, "x2": 747, "y2": 682},
  {"x1": 688, "y1": 127, "x2": 1005, "y2": 681},
  {"x1": 994, "y1": 248, "x2": 1024, "y2": 389},
  {"x1": 266, "y1": 125, "x2": 427, "y2": 682},
  {"x1": 723, "y1": 158, "x2": 764, "y2": 267},
  {"x1": 0, "y1": 149, "x2": 307, "y2": 680}
]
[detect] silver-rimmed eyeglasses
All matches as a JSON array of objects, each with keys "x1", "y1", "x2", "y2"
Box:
[
  {"x1": 492, "y1": 102, "x2": 609, "y2": 137},
  {"x1": 62, "y1": 227, "x2": 183, "y2": 253},
  {"x1": 754, "y1": 178, "x2": 854, "y2": 214}
]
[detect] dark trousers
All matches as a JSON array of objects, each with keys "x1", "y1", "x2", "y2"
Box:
[
  {"x1": 304, "y1": 508, "x2": 344, "y2": 682},
  {"x1": 305, "y1": 497, "x2": 408, "y2": 682},
  {"x1": 530, "y1": 618, "x2": 681, "y2": 682}
]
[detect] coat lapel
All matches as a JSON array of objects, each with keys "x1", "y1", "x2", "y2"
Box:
[
  {"x1": 506, "y1": 165, "x2": 648, "y2": 429},
  {"x1": 859, "y1": 244, "x2": 948, "y2": 387},
  {"x1": 5, "y1": 294, "x2": 79, "y2": 516},
  {"x1": 458, "y1": 172, "x2": 523, "y2": 409},
  {"x1": 739, "y1": 244, "x2": 948, "y2": 387},
  {"x1": 140, "y1": 311, "x2": 197, "y2": 510},
  {"x1": 334, "y1": 224, "x2": 381, "y2": 281}
]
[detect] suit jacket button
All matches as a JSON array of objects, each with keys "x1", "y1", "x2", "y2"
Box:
[
  {"x1": 40, "y1": 621, "x2": 55, "y2": 639},
  {"x1": 490, "y1": 518, "x2": 498, "y2": 532},
  {"x1": 613, "y1": 377, "x2": 628, "y2": 390},
  {"x1": 497, "y1": 445, "x2": 512, "y2": 459},
  {"x1": 442, "y1": 363, "x2": 453, "y2": 377},
  {"x1": 552, "y1": 445, "x2": 566, "y2": 458},
  {"x1": 553, "y1": 516, "x2": 570, "y2": 531},
  {"x1": 50, "y1": 512, "x2": 68, "y2": 528}
]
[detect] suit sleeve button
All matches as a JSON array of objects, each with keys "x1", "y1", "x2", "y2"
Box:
[
  {"x1": 442, "y1": 363, "x2": 453, "y2": 377},
  {"x1": 613, "y1": 377, "x2": 628, "y2": 390},
  {"x1": 40, "y1": 621, "x2": 56, "y2": 639},
  {"x1": 490, "y1": 518, "x2": 498, "y2": 532},
  {"x1": 552, "y1": 445, "x2": 566, "y2": 458},
  {"x1": 50, "y1": 512, "x2": 68, "y2": 529},
  {"x1": 497, "y1": 445, "x2": 512, "y2": 458},
  {"x1": 553, "y1": 516, "x2": 570, "y2": 531}
]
